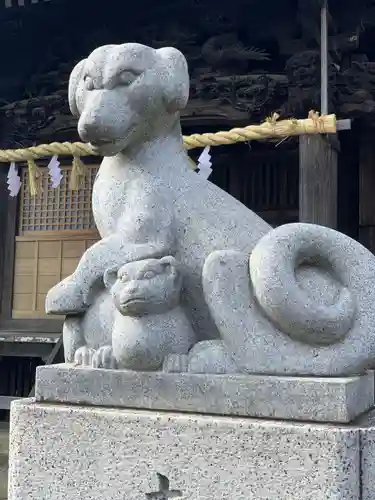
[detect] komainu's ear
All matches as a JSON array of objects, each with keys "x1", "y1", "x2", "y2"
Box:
[
  {"x1": 156, "y1": 47, "x2": 189, "y2": 113},
  {"x1": 103, "y1": 267, "x2": 118, "y2": 290},
  {"x1": 68, "y1": 59, "x2": 87, "y2": 117}
]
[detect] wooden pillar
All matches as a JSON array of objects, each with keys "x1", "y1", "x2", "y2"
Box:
[
  {"x1": 298, "y1": 0, "x2": 338, "y2": 228},
  {"x1": 299, "y1": 134, "x2": 338, "y2": 228},
  {"x1": 359, "y1": 131, "x2": 375, "y2": 254},
  {"x1": 0, "y1": 175, "x2": 17, "y2": 320}
]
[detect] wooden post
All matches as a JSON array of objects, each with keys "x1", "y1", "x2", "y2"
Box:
[
  {"x1": 359, "y1": 131, "x2": 375, "y2": 253},
  {"x1": 298, "y1": 0, "x2": 338, "y2": 229},
  {"x1": 321, "y1": 0, "x2": 329, "y2": 115},
  {"x1": 299, "y1": 135, "x2": 338, "y2": 228}
]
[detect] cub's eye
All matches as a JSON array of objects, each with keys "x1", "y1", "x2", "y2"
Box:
[
  {"x1": 117, "y1": 70, "x2": 139, "y2": 86},
  {"x1": 83, "y1": 75, "x2": 94, "y2": 91},
  {"x1": 142, "y1": 270, "x2": 156, "y2": 280}
]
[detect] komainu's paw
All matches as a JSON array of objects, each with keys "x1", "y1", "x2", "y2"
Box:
[
  {"x1": 74, "y1": 346, "x2": 96, "y2": 367},
  {"x1": 45, "y1": 276, "x2": 88, "y2": 315},
  {"x1": 92, "y1": 345, "x2": 117, "y2": 369}
]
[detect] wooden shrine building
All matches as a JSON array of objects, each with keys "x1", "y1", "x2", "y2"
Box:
[{"x1": 0, "y1": 0, "x2": 373, "y2": 408}]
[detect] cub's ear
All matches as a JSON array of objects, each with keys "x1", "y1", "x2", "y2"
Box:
[
  {"x1": 68, "y1": 59, "x2": 87, "y2": 117},
  {"x1": 103, "y1": 267, "x2": 118, "y2": 290}
]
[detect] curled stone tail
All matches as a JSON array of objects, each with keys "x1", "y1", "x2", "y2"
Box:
[
  {"x1": 203, "y1": 223, "x2": 375, "y2": 376},
  {"x1": 249, "y1": 223, "x2": 356, "y2": 346}
]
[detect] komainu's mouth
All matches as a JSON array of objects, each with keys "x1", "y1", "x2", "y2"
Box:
[{"x1": 90, "y1": 139, "x2": 115, "y2": 147}]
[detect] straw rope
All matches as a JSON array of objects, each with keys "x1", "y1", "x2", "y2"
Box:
[{"x1": 0, "y1": 113, "x2": 336, "y2": 163}]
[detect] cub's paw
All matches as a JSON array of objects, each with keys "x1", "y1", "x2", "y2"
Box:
[
  {"x1": 74, "y1": 346, "x2": 96, "y2": 367},
  {"x1": 92, "y1": 346, "x2": 117, "y2": 369}
]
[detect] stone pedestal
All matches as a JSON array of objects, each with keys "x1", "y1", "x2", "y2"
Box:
[{"x1": 7, "y1": 365, "x2": 375, "y2": 499}]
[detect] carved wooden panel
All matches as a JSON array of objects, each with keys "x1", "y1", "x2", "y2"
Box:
[{"x1": 12, "y1": 230, "x2": 99, "y2": 319}]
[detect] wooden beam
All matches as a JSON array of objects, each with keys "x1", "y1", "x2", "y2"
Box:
[
  {"x1": 299, "y1": 134, "x2": 338, "y2": 228},
  {"x1": 336, "y1": 119, "x2": 351, "y2": 131},
  {"x1": 0, "y1": 396, "x2": 21, "y2": 410},
  {"x1": 0, "y1": 341, "x2": 53, "y2": 358}
]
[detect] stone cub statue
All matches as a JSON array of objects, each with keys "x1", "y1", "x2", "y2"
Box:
[{"x1": 66, "y1": 256, "x2": 196, "y2": 371}]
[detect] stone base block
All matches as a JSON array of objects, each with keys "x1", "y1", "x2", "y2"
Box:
[
  {"x1": 35, "y1": 364, "x2": 375, "y2": 423},
  {"x1": 8, "y1": 398, "x2": 375, "y2": 500}
]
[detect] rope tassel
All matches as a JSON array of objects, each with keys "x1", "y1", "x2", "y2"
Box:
[
  {"x1": 70, "y1": 156, "x2": 87, "y2": 191},
  {"x1": 27, "y1": 159, "x2": 43, "y2": 197}
]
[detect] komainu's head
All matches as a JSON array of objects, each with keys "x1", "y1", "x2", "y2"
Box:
[
  {"x1": 69, "y1": 43, "x2": 189, "y2": 156},
  {"x1": 104, "y1": 256, "x2": 183, "y2": 316}
]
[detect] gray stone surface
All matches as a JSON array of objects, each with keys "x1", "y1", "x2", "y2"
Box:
[
  {"x1": 354, "y1": 410, "x2": 375, "y2": 500},
  {"x1": 361, "y1": 424, "x2": 375, "y2": 500},
  {"x1": 8, "y1": 398, "x2": 364, "y2": 500},
  {"x1": 35, "y1": 364, "x2": 375, "y2": 423},
  {"x1": 346, "y1": 409, "x2": 375, "y2": 500},
  {"x1": 44, "y1": 41, "x2": 375, "y2": 377}
]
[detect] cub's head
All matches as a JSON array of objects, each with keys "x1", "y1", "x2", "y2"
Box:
[
  {"x1": 104, "y1": 256, "x2": 183, "y2": 316},
  {"x1": 69, "y1": 43, "x2": 189, "y2": 156}
]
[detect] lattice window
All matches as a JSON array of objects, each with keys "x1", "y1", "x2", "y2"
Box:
[{"x1": 19, "y1": 164, "x2": 99, "y2": 234}]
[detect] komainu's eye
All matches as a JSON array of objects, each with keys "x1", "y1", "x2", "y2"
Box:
[
  {"x1": 84, "y1": 75, "x2": 94, "y2": 91},
  {"x1": 118, "y1": 70, "x2": 139, "y2": 86},
  {"x1": 143, "y1": 270, "x2": 156, "y2": 280}
]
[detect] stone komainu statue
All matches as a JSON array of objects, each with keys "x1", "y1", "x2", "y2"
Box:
[{"x1": 46, "y1": 42, "x2": 375, "y2": 377}]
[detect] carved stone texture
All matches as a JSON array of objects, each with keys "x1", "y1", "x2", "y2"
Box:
[
  {"x1": 45, "y1": 42, "x2": 375, "y2": 376},
  {"x1": 145, "y1": 473, "x2": 183, "y2": 500}
]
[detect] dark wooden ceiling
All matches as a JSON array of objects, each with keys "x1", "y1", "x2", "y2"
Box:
[{"x1": 1, "y1": 0, "x2": 375, "y2": 146}]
